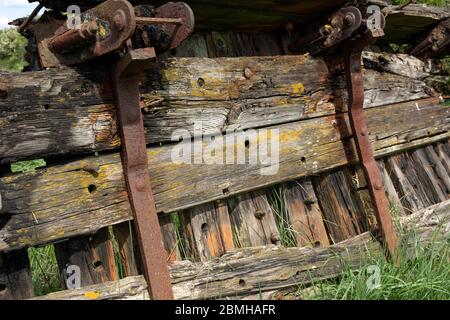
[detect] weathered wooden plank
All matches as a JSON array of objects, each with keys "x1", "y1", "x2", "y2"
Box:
[
  {"x1": 180, "y1": 200, "x2": 233, "y2": 261},
  {"x1": 313, "y1": 168, "x2": 367, "y2": 244},
  {"x1": 30, "y1": 200, "x2": 450, "y2": 300},
  {"x1": 229, "y1": 190, "x2": 281, "y2": 248},
  {"x1": 0, "y1": 98, "x2": 448, "y2": 252},
  {"x1": 0, "y1": 249, "x2": 34, "y2": 299},
  {"x1": 112, "y1": 222, "x2": 142, "y2": 277},
  {"x1": 378, "y1": 160, "x2": 407, "y2": 216},
  {"x1": 159, "y1": 214, "x2": 181, "y2": 263},
  {"x1": 54, "y1": 228, "x2": 118, "y2": 288},
  {"x1": 0, "y1": 54, "x2": 436, "y2": 163},
  {"x1": 282, "y1": 179, "x2": 329, "y2": 248}
]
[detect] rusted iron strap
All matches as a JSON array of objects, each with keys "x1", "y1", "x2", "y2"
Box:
[
  {"x1": 113, "y1": 48, "x2": 174, "y2": 299},
  {"x1": 343, "y1": 30, "x2": 399, "y2": 259}
]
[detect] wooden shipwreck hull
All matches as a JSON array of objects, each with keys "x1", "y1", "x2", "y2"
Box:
[{"x1": 0, "y1": 0, "x2": 449, "y2": 300}]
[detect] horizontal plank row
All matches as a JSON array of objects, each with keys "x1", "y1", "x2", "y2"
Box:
[
  {"x1": 30, "y1": 199, "x2": 450, "y2": 300},
  {"x1": 0, "y1": 96, "x2": 448, "y2": 252},
  {"x1": 0, "y1": 54, "x2": 437, "y2": 162}
]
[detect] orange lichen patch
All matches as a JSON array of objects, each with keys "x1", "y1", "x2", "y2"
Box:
[
  {"x1": 84, "y1": 291, "x2": 100, "y2": 299},
  {"x1": 291, "y1": 83, "x2": 305, "y2": 95}
]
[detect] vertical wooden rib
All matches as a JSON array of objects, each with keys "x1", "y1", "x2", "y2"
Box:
[
  {"x1": 313, "y1": 168, "x2": 367, "y2": 244},
  {"x1": 283, "y1": 179, "x2": 330, "y2": 247},
  {"x1": 378, "y1": 160, "x2": 406, "y2": 216},
  {"x1": 112, "y1": 222, "x2": 142, "y2": 277},
  {"x1": 54, "y1": 227, "x2": 117, "y2": 288},
  {"x1": 229, "y1": 190, "x2": 281, "y2": 247},
  {"x1": 159, "y1": 214, "x2": 181, "y2": 263},
  {"x1": 0, "y1": 249, "x2": 34, "y2": 299},
  {"x1": 180, "y1": 200, "x2": 233, "y2": 262}
]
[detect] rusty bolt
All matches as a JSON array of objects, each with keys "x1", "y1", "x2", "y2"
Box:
[
  {"x1": 136, "y1": 179, "x2": 146, "y2": 192},
  {"x1": 244, "y1": 66, "x2": 254, "y2": 79},
  {"x1": 113, "y1": 9, "x2": 126, "y2": 31},
  {"x1": 374, "y1": 183, "x2": 383, "y2": 191},
  {"x1": 303, "y1": 196, "x2": 315, "y2": 205},
  {"x1": 344, "y1": 13, "x2": 355, "y2": 27},
  {"x1": 254, "y1": 210, "x2": 265, "y2": 219},
  {"x1": 271, "y1": 233, "x2": 281, "y2": 244}
]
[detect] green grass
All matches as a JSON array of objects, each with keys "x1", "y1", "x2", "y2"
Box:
[
  {"x1": 10, "y1": 159, "x2": 46, "y2": 173},
  {"x1": 28, "y1": 245, "x2": 62, "y2": 296},
  {"x1": 392, "y1": 0, "x2": 449, "y2": 6},
  {"x1": 297, "y1": 229, "x2": 450, "y2": 300}
]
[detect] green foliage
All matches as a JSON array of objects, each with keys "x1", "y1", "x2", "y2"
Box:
[
  {"x1": 28, "y1": 245, "x2": 62, "y2": 296},
  {"x1": 0, "y1": 28, "x2": 27, "y2": 72},
  {"x1": 10, "y1": 159, "x2": 46, "y2": 173},
  {"x1": 299, "y1": 230, "x2": 450, "y2": 300}
]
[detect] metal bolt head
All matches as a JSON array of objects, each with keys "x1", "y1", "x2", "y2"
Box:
[
  {"x1": 344, "y1": 13, "x2": 355, "y2": 27},
  {"x1": 271, "y1": 233, "x2": 281, "y2": 244},
  {"x1": 244, "y1": 67, "x2": 254, "y2": 79},
  {"x1": 114, "y1": 10, "x2": 126, "y2": 31}
]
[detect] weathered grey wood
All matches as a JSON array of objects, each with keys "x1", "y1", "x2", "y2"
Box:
[
  {"x1": 54, "y1": 228, "x2": 118, "y2": 288},
  {"x1": 159, "y1": 214, "x2": 181, "y2": 263},
  {"x1": 229, "y1": 190, "x2": 281, "y2": 247},
  {"x1": 180, "y1": 200, "x2": 234, "y2": 261},
  {"x1": 30, "y1": 199, "x2": 450, "y2": 300},
  {"x1": 423, "y1": 145, "x2": 450, "y2": 195},
  {"x1": 313, "y1": 168, "x2": 367, "y2": 244},
  {"x1": 30, "y1": 275, "x2": 149, "y2": 300},
  {"x1": 410, "y1": 148, "x2": 448, "y2": 203},
  {"x1": 0, "y1": 98, "x2": 448, "y2": 252},
  {"x1": 0, "y1": 249, "x2": 34, "y2": 299},
  {"x1": 378, "y1": 160, "x2": 407, "y2": 216},
  {"x1": 282, "y1": 180, "x2": 330, "y2": 247},
  {"x1": 0, "y1": 54, "x2": 437, "y2": 163}
]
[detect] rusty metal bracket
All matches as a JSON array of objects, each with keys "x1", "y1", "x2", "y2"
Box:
[
  {"x1": 289, "y1": 5, "x2": 398, "y2": 260},
  {"x1": 343, "y1": 29, "x2": 399, "y2": 260},
  {"x1": 289, "y1": 6, "x2": 362, "y2": 55},
  {"x1": 113, "y1": 47, "x2": 174, "y2": 299},
  {"x1": 410, "y1": 18, "x2": 450, "y2": 59},
  {"x1": 34, "y1": 0, "x2": 194, "y2": 67}
]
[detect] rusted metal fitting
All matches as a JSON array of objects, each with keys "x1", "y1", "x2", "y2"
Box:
[
  {"x1": 288, "y1": 6, "x2": 362, "y2": 55},
  {"x1": 48, "y1": 21, "x2": 98, "y2": 53},
  {"x1": 113, "y1": 47, "x2": 174, "y2": 300},
  {"x1": 343, "y1": 28, "x2": 399, "y2": 262}
]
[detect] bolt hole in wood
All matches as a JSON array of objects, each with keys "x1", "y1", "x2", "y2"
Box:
[
  {"x1": 222, "y1": 188, "x2": 230, "y2": 196},
  {"x1": 43, "y1": 104, "x2": 50, "y2": 110},
  {"x1": 238, "y1": 279, "x2": 246, "y2": 287},
  {"x1": 314, "y1": 241, "x2": 321, "y2": 247},
  {"x1": 170, "y1": 48, "x2": 177, "y2": 56},
  {"x1": 201, "y1": 222, "x2": 209, "y2": 233},
  {"x1": 301, "y1": 156, "x2": 306, "y2": 163},
  {"x1": 197, "y1": 77, "x2": 205, "y2": 87},
  {"x1": 92, "y1": 260, "x2": 102, "y2": 269},
  {"x1": 88, "y1": 184, "x2": 97, "y2": 193}
]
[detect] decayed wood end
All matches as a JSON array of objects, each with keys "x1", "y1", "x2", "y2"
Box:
[
  {"x1": 112, "y1": 222, "x2": 142, "y2": 277},
  {"x1": 30, "y1": 275, "x2": 149, "y2": 300},
  {"x1": 313, "y1": 168, "x2": 368, "y2": 244},
  {"x1": 54, "y1": 227, "x2": 118, "y2": 288},
  {"x1": 0, "y1": 98, "x2": 448, "y2": 252},
  {"x1": 0, "y1": 249, "x2": 34, "y2": 300},
  {"x1": 0, "y1": 52, "x2": 439, "y2": 163},
  {"x1": 31, "y1": 200, "x2": 450, "y2": 300},
  {"x1": 283, "y1": 180, "x2": 330, "y2": 248},
  {"x1": 180, "y1": 200, "x2": 233, "y2": 262},
  {"x1": 229, "y1": 190, "x2": 281, "y2": 248}
]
